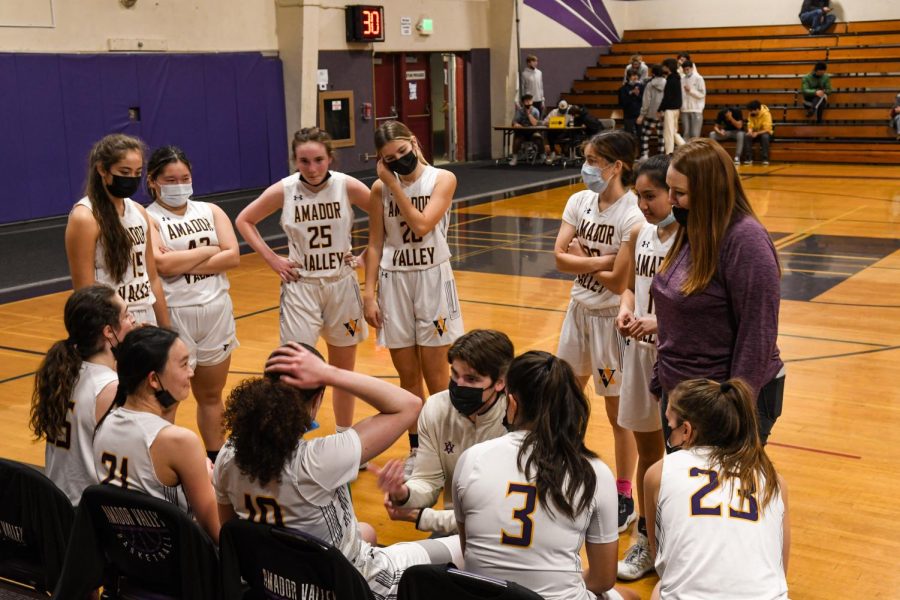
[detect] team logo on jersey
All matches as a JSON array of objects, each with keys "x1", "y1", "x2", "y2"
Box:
[
  {"x1": 444, "y1": 441, "x2": 455, "y2": 455},
  {"x1": 344, "y1": 319, "x2": 359, "y2": 337},
  {"x1": 641, "y1": 240, "x2": 651, "y2": 248},
  {"x1": 433, "y1": 317, "x2": 447, "y2": 336},
  {"x1": 223, "y1": 343, "x2": 230, "y2": 352},
  {"x1": 598, "y1": 367, "x2": 617, "y2": 387}
]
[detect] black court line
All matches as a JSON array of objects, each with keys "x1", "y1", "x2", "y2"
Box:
[
  {"x1": 784, "y1": 344, "x2": 900, "y2": 364},
  {"x1": 0, "y1": 344, "x2": 45, "y2": 356},
  {"x1": 235, "y1": 306, "x2": 279, "y2": 320},
  {"x1": 809, "y1": 300, "x2": 900, "y2": 309},
  {"x1": 0, "y1": 371, "x2": 35, "y2": 385}
]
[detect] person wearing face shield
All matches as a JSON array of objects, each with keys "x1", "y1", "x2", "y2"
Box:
[
  {"x1": 371, "y1": 329, "x2": 514, "y2": 536},
  {"x1": 65, "y1": 134, "x2": 170, "y2": 327},
  {"x1": 146, "y1": 145, "x2": 241, "y2": 464}
]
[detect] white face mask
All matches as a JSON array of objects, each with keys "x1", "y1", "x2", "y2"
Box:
[{"x1": 159, "y1": 183, "x2": 193, "y2": 208}]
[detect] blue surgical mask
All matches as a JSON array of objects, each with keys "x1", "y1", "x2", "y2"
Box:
[
  {"x1": 581, "y1": 163, "x2": 610, "y2": 194},
  {"x1": 656, "y1": 211, "x2": 677, "y2": 228}
]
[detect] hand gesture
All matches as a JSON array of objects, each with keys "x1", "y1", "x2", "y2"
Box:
[
  {"x1": 264, "y1": 342, "x2": 331, "y2": 388},
  {"x1": 363, "y1": 295, "x2": 383, "y2": 328},
  {"x1": 343, "y1": 250, "x2": 363, "y2": 269},
  {"x1": 625, "y1": 315, "x2": 658, "y2": 339},
  {"x1": 636, "y1": 116, "x2": 644, "y2": 125},
  {"x1": 567, "y1": 238, "x2": 587, "y2": 257},
  {"x1": 376, "y1": 159, "x2": 396, "y2": 185},
  {"x1": 369, "y1": 459, "x2": 409, "y2": 501},
  {"x1": 383, "y1": 493, "x2": 419, "y2": 523},
  {"x1": 616, "y1": 308, "x2": 635, "y2": 334},
  {"x1": 268, "y1": 254, "x2": 301, "y2": 283}
]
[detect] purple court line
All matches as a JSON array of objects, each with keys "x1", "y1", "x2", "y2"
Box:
[{"x1": 769, "y1": 441, "x2": 861, "y2": 460}]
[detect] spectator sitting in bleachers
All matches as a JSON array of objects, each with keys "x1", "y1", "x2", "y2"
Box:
[
  {"x1": 799, "y1": 0, "x2": 836, "y2": 35},
  {"x1": 801, "y1": 62, "x2": 832, "y2": 124},
  {"x1": 510, "y1": 93, "x2": 541, "y2": 166},
  {"x1": 891, "y1": 93, "x2": 900, "y2": 140},
  {"x1": 743, "y1": 100, "x2": 774, "y2": 165},
  {"x1": 709, "y1": 106, "x2": 745, "y2": 165},
  {"x1": 619, "y1": 69, "x2": 644, "y2": 140},
  {"x1": 623, "y1": 54, "x2": 649, "y2": 83},
  {"x1": 543, "y1": 99, "x2": 576, "y2": 164},
  {"x1": 680, "y1": 60, "x2": 706, "y2": 140},
  {"x1": 638, "y1": 64, "x2": 666, "y2": 159}
]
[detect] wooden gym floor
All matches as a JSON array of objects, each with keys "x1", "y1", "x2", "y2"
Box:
[{"x1": 1, "y1": 162, "x2": 899, "y2": 599}]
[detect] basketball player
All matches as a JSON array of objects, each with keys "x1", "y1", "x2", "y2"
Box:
[
  {"x1": 65, "y1": 134, "x2": 169, "y2": 326},
  {"x1": 235, "y1": 128, "x2": 370, "y2": 431},
  {"x1": 146, "y1": 146, "x2": 240, "y2": 462},
  {"x1": 614, "y1": 155, "x2": 675, "y2": 580},
  {"x1": 93, "y1": 326, "x2": 219, "y2": 543},
  {"x1": 30, "y1": 285, "x2": 135, "y2": 505},
  {"x1": 646, "y1": 378, "x2": 790, "y2": 599},
  {"x1": 214, "y1": 343, "x2": 462, "y2": 598},
  {"x1": 553, "y1": 130, "x2": 646, "y2": 531},
  {"x1": 372, "y1": 329, "x2": 514, "y2": 535},
  {"x1": 364, "y1": 120, "x2": 463, "y2": 473},
  {"x1": 452, "y1": 351, "x2": 638, "y2": 600}
]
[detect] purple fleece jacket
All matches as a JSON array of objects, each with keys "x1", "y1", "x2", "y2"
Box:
[{"x1": 650, "y1": 214, "x2": 783, "y2": 397}]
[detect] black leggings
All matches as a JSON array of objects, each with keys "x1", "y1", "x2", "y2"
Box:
[{"x1": 660, "y1": 374, "x2": 785, "y2": 452}]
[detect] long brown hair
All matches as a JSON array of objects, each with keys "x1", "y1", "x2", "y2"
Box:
[
  {"x1": 373, "y1": 120, "x2": 429, "y2": 166},
  {"x1": 669, "y1": 378, "x2": 781, "y2": 509},
  {"x1": 582, "y1": 129, "x2": 637, "y2": 187},
  {"x1": 506, "y1": 351, "x2": 597, "y2": 520},
  {"x1": 85, "y1": 134, "x2": 146, "y2": 282},
  {"x1": 660, "y1": 139, "x2": 761, "y2": 295},
  {"x1": 31, "y1": 285, "x2": 120, "y2": 441}
]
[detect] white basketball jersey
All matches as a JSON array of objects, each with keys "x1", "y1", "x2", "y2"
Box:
[
  {"x1": 562, "y1": 190, "x2": 645, "y2": 310},
  {"x1": 280, "y1": 172, "x2": 354, "y2": 279},
  {"x1": 93, "y1": 407, "x2": 190, "y2": 513},
  {"x1": 379, "y1": 166, "x2": 452, "y2": 271},
  {"x1": 453, "y1": 432, "x2": 619, "y2": 600},
  {"x1": 633, "y1": 223, "x2": 676, "y2": 345},
  {"x1": 655, "y1": 447, "x2": 788, "y2": 600},
  {"x1": 213, "y1": 429, "x2": 364, "y2": 563},
  {"x1": 74, "y1": 197, "x2": 156, "y2": 311},
  {"x1": 44, "y1": 361, "x2": 117, "y2": 506},
  {"x1": 147, "y1": 201, "x2": 229, "y2": 307}
]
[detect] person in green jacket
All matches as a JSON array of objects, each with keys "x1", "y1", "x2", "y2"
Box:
[{"x1": 801, "y1": 62, "x2": 832, "y2": 124}]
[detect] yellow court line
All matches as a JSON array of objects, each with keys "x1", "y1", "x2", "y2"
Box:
[
  {"x1": 782, "y1": 268, "x2": 855, "y2": 276},
  {"x1": 773, "y1": 205, "x2": 869, "y2": 250}
]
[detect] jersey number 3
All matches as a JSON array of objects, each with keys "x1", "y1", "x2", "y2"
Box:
[{"x1": 501, "y1": 483, "x2": 537, "y2": 547}]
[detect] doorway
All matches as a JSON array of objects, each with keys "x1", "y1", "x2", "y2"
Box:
[{"x1": 373, "y1": 52, "x2": 466, "y2": 164}]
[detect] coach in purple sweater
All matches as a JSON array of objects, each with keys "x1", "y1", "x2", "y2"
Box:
[{"x1": 651, "y1": 139, "x2": 784, "y2": 444}]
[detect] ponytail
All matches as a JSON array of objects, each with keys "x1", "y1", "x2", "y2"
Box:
[
  {"x1": 669, "y1": 378, "x2": 781, "y2": 509},
  {"x1": 506, "y1": 351, "x2": 597, "y2": 520},
  {"x1": 31, "y1": 285, "x2": 120, "y2": 441}
]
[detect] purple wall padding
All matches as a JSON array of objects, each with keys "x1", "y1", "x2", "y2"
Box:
[
  {"x1": 317, "y1": 50, "x2": 376, "y2": 174},
  {"x1": 0, "y1": 52, "x2": 287, "y2": 224},
  {"x1": 522, "y1": 47, "x2": 606, "y2": 109},
  {"x1": 466, "y1": 49, "x2": 492, "y2": 161}
]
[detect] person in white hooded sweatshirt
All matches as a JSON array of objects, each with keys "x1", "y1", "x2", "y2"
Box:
[{"x1": 680, "y1": 60, "x2": 706, "y2": 140}]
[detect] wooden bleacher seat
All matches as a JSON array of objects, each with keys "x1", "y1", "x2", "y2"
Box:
[{"x1": 562, "y1": 19, "x2": 900, "y2": 163}]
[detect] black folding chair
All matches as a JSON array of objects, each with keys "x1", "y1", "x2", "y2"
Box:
[
  {"x1": 0, "y1": 459, "x2": 75, "y2": 598},
  {"x1": 52, "y1": 485, "x2": 217, "y2": 600},
  {"x1": 219, "y1": 519, "x2": 374, "y2": 600},
  {"x1": 398, "y1": 564, "x2": 545, "y2": 599}
]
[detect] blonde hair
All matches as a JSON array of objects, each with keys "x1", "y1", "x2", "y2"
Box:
[{"x1": 373, "y1": 121, "x2": 429, "y2": 166}]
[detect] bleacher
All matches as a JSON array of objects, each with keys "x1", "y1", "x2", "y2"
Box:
[{"x1": 563, "y1": 20, "x2": 900, "y2": 164}]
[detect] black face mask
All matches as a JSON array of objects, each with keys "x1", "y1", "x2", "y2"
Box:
[
  {"x1": 299, "y1": 171, "x2": 332, "y2": 186},
  {"x1": 155, "y1": 387, "x2": 178, "y2": 408},
  {"x1": 388, "y1": 150, "x2": 419, "y2": 176},
  {"x1": 502, "y1": 412, "x2": 515, "y2": 433},
  {"x1": 109, "y1": 331, "x2": 121, "y2": 361},
  {"x1": 107, "y1": 174, "x2": 142, "y2": 198},
  {"x1": 448, "y1": 379, "x2": 491, "y2": 417},
  {"x1": 672, "y1": 206, "x2": 689, "y2": 227}
]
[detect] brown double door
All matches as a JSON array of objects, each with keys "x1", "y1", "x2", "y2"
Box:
[{"x1": 373, "y1": 52, "x2": 466, "y2": 164}]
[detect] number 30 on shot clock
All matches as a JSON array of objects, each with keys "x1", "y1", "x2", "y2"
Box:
[{"x1": 346, "y1": 5, "x2": 385, "y2": 42}]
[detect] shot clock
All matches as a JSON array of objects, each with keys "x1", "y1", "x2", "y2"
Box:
[{"x1": 345, "y1": 5, "x2": 385, "y2": 42}]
